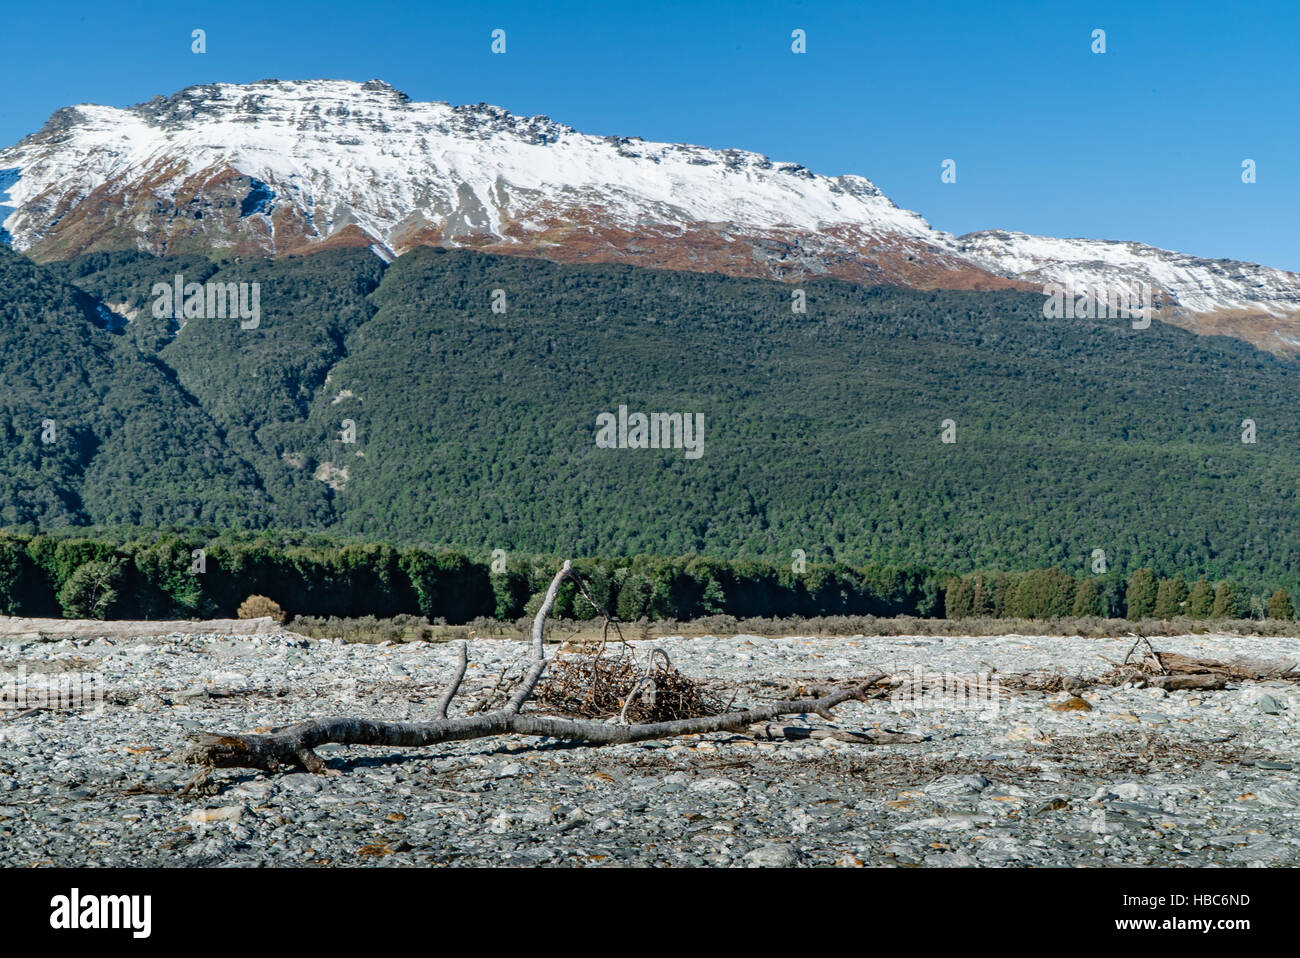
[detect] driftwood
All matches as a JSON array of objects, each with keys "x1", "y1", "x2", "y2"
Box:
[
  {"x1": 984, "y1": 634, "x2": 1298, "y2": 697},
  {"x1": 1145, "y1": 673, "x2": 1226, "y2": 691},
  {"x1": 1093, "y1": 636, "x2": 1297, "y2": 691},
  {"x1": 747, "y1": 722, "x2": 928, "y2": 745},
  {"x1": 179, "y1": 561, "x2": 890, "y2": 776}
]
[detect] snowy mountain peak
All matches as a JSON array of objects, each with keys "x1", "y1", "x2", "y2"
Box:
[{"x1": 2, "y1": 79, "x2": 1299, "y2": 354}]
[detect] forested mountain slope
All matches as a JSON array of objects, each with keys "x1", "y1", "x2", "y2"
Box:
[
  {"x1": 7, "y1": 245, "x2": 1300, "y2": 588},
  {"x1": 0, "y1": 246, "x2": 268, "y2": 528}
]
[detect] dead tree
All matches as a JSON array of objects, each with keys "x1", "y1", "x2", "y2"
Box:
[{"x1": 179, "y1": 561, "x2": 888, "y2": 775}]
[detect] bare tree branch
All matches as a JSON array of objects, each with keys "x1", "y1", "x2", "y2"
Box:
[
  {"x1": 435, "y1": 641, "x2": 468, "y2": 719},
  {"x1": 504, "y1": 560, "x2": 571, "y2": 715},
  {"x1": 176, "y1": 559, "x2": 893, "y2": 776}
]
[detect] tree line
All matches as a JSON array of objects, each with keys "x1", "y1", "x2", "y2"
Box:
[
  {"x1": 0, "y1": 531, "x2": 1293, "y2": 624},
  {"x1": 942, "y1": 566, "x2": 1294, "y2": 621}
]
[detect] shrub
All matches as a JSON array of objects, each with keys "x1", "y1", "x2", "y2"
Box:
[
  {"x1": 289, "y1": 613, "x2": 436, "y2": 643},
  {"x1": 237, "y1": 594, "x2": 286, "y2": 624}
]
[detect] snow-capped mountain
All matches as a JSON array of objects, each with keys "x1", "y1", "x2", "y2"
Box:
[
  {"x1": 954, "y1": 231, "x2": 1300, "y2": 354},
  {"x1": 3, "y1": 78, "x2": 1299, "y2": 354}
]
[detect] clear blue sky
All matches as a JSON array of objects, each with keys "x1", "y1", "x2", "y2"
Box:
[{"x1": 2, "y1": 0, "x2": 1295, "y2": 269}]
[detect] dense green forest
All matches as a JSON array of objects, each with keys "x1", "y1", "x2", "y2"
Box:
[
  {"x1": 6, "y1": 243, "x2": 1300, "y2": 596},
  {"x1": 0, "y1": 530, "x2": 941, "y2": 622},
  {"x1": 0, "y1": 248, "x2": 269, "y2": 527},
  {"x1": 0, "y1": 530, "x2": 1289, "y2": 623}
]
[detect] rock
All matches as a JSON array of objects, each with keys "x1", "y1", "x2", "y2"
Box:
[
  {"x1": 925, "y1": 774, "x2": 991, "y2": 795},
  {"x1": 899, "y1": 814, "x2": 993, "y2": 831},
  {"x1": 788, "y1": 808, "x2": 814, "y2": 834},
  {"x1": 0, "y1": 727, "x2": 37, "y2": 745},
  {"x1": 518, "y1": 804, "x2": 554, "y2": 826},
  {"x1": 1110, "y1": 782, "x2": 1152, "y2": 802},
  {"x1": 688, "y1": 777, "x2": 743, "y2": 794},
  {"x1": 1256, "y1": 694, "x2": 1284, "y2": 715},
  {"x1": 185, "y1": 806, "x2": 243, "y2": 824},
  {"x1": 1049, "y1": 696, "x2": 1093, "y2": 712},
  {"x1": 1000, "y1": 724, "x2": 1043, "y2": 742},
  {"x1": 1032, "y1": 796, "x2": 1070, "y2": 815},
  {"x1": 1252, "y1": 786, "x2": 1298, "y2": 808},
  {"x1": 743, "y1": 843, "x2": 801, "y2": 867},
  {"x1": 6, "y1": 627, "x2": 1299, "y2": 869},
  {"x1": 1089, "y1": 809, "x2": 1124, "y2": 835}
]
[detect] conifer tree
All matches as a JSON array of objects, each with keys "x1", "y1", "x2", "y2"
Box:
[
  {"x1": 1072, "y1": 578, "x2": 1106, "y2": 617},
  {"x1": 1186, "y1": 578, "x2": 1214, "y2": 618},
  {"x1": 1153, "y1": 574, "x2": 1189, "y2": 617},
  {"x1": 1268, "y1": 588, "x2": 1295, "y2": 621},
  {"x1": 1126, "y1": 568, "x2": 1159, "y2": 619},
  {"x1": 1211, "y1": 581, "x2": 1242, "y2": 619}
]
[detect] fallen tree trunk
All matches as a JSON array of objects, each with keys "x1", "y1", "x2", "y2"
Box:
[
  {"x1": 178, "y1": 560, "x2": 890, "y2": 776},
  {"x1": 1146, "y1": 673, "x2": 1227, "y2": 691}
]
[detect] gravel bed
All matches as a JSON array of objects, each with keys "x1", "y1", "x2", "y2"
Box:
[{"x1": 1, "y1": 630, "x2": 1297, "y2": 867}]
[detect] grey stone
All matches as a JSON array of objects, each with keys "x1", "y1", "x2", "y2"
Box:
[
  {"x1": 742, "y1": 843, "x2": 801, "y2": 867},
  {"x1": 1256, "y1": 694, "x2": 1284, "y2": 715}
]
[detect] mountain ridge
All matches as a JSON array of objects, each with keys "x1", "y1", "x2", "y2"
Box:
[{"x1": 2, "y1": 78, "x2": 1299, "y2": 353}]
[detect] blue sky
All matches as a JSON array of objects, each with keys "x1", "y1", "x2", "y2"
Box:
[{"x1": 3, "y1": 0, "x2": 1295, "y2": 268}]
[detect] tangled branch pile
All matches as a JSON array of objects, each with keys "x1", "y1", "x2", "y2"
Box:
[{"x1": 535, "y1": 642, "x2": 725, "y2": 723}]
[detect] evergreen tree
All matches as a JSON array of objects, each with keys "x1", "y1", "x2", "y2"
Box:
[
  {"x1": 1211, "y1": 581, "x2": 1243, "y2": 619},
  {"x1": 1153, "y1": 574, "x2": 1189, "y2": 617},
  {"x1": 1126, "y1": 568, "x2": 1159, "y2": 619},
  {"x1": 944, "y1": 577, "x2": 975, "y2": 618},
  {"x1": 1186, "y1": 578, "x2": 1214, "y2": 618},
  {"x1": 1010, "y1": 567, "x2": 1076, "y2": 619},
  {"x1": 1072, "y1": 578, "x2": 1106, "y2": 617},
  {"x1": 0, "y1": 541, "x2": 23, "y2": 616},
  {"x1": 1268, "y1": 589, "x2": 1295, "y2": 621},
  {"x1": 970, "y1": 572, "x2": 997, "y2": 617}
]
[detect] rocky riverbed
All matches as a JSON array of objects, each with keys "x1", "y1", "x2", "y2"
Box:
[{"x1": 0, "y1": 629, "x2": 1297, "y2": 867}]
